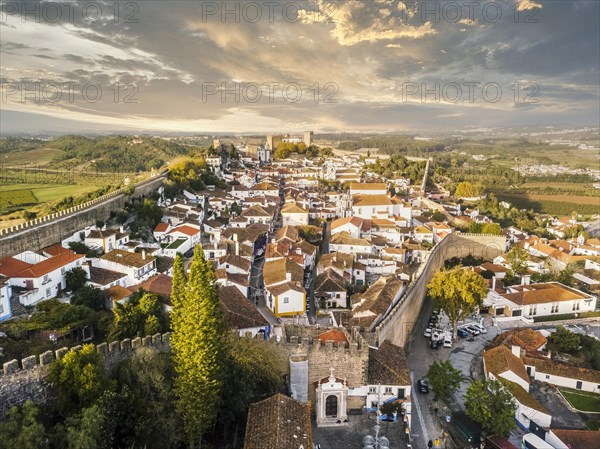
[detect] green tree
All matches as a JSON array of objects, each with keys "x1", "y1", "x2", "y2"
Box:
[
  {"x1": 109, "y1": 293, "x2": 166, "y2": 340},
  {"x1": 171, "y1": 246, "x2": 225, "y2": 447},
  {"x1": 427, "y1": 266, "x2": 487, "y2": 338},
  {"x1": 551, "y1": 326, "x2": 581, "y2": 353},
  {"x1": 454, "y1": 181, "x2": 479, "y2": 198},
  {"x1": 505, "y1": 245, "x2": 529, "y2": 278},
  {"x1": 218, "y1": 335, "x2": 287, "y2": 444},
  {"x1": 144, "y1": 314, "x2": 162, "y2": 336},
  {"x1": 66, "y1": 266, "x2": 89, "y2": 291},
  {"x1": 115, "y1": 348, "x2": 183, "y2": 448},
  {"x1": 66, "y1": 404, "x2": 105, "y2": 449},
  {"x1": 71, "y1": 285, "x2": 107, "y2": 310},
  {"x1": 0, "y1": 401, "x2": 48, "y2": 449},
  {"x1": 426, "y1": 360, "x2": 463, "y2": 402},
  {"x1": 47, "y1": 344, "x2": 111, "y2": 415},
  {"x1": 481, "y1": 222, "x2": 503, "y2": 235},
  {"x1": 465, "y1": 379, "x2": 516, "y2": 437}
]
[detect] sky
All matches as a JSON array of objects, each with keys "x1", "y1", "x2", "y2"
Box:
[{"x1": 1, "y1": 0, "x2": 599, "y2": 134}]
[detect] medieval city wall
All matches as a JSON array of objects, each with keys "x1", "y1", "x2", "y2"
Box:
[
  {"x1": 375, "y1": 233, "x2": 507, "y2": 348},
  {"x1": 0, "y1": 173, "x2": 165, "y2": 257}
]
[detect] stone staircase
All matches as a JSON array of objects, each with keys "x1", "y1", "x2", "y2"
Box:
[{"x1": 9, "y1": 296, "x2": 28, "y2": 318}]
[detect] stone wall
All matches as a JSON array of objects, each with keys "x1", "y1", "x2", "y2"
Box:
[
  {"x1": 0, "y1": 332, "x2": 170, "y2": 416},
  {"x1": 282, "y1": 325, "x2": 370, "y2": 408},
  {"x1": 375, "y1": 233, "x2": 506, "y2": 348},
  {"x1": 0, "y1": 173, "x2": 165, "y2": 257}
]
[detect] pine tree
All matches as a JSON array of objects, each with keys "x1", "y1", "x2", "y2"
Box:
[{"x1": 171, "y1": 246, "x2": 225, "y2": 447}]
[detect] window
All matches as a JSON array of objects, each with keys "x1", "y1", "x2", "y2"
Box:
[
  {"x1": 61, "y1": 267, "x2": 66, "y2": 274},
  {"x1": 551, "y1": 303, "x2": 559, "y2": 314},
  {"x1": 573, "y1": 301, "x2": 580, "y2": 311},
  {"x1": 369, "y1": 387, "x2": 377, "y2": 394},
  {"x1": 546, "y1": 374, "x2": 550, "y2": 380},
  {"x1": 42, "y1": 275, "x2": 50, "y2": 285},
  {"x1": 384, "y1": 387, "x2": 393, "y2": 395},
  {"x1": 46, "y1": 288, "x2": 51, "y2": 297},
  {"x1": 530, "y1": 305, "x2": 537, "y2": 316},
  {"x1": 576, "y1": 381, "x2": 583, "y2": 390},
  {"x1": 283, "y1": 297, "x2": 289, "y2": 304}
]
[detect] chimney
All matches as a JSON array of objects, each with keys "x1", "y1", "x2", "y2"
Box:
[
  {"x1": 511, "y1": 345, "x2": 521, "y2": 358},
  {"x1": 492, "y1": 277, "x2": 497, "y2": 291},
  {"x1": 286, "y1": 272, "x2": 292, "y2": 282},
  {"x1": 142, "y1": 250, "x2": 146, "y2": 260},
  {"x1": 521, "y1": 275, "x2": 531, "y2": 285},
  {"x1": 235, "y1": 240, "x2": 239, "y2": 256},
  {"x1": 271, "y1": 238, "x2": 276, "y2": 244}
]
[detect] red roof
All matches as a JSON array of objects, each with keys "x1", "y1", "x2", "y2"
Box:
[
  {"x1": 168, "y1": 225, "x2": 200, "y2": 237},
  {"x1": 317, "y1": 329, "x2": 349, "y2": 347},
  {"x1": 0, "y1": 257, "x2": 32, "y2": 277},
  {"x1": 0, "y1": 250, "x2": 83, "y2": 279},
  {"x1": 154, "y1": 222, "x2": 169, "y2": 232}
]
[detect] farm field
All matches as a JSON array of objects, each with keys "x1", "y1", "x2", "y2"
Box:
[
  {"x1": 0, "y1": 183, "x2": 100, "y2": 214},
  {"x1": 495, "y1": 192, "x2": 600, "y2": 216},
  {"x1": 1, "y1": 147, "x2": 65, "y2": 165}
]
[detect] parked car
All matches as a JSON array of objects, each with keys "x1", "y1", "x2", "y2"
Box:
[
  {"x1": 473, "y1": 323, "x2": 487, "y2": 334},
  {"x1": 417, "y1": 379, "x2": 429, "y2": 393},
  {"x1": 431, "y1": 331, "x2": 442, "y2": 341},
  {"x1": 430, "y1": 339, "x2": 441, "y2": 349},
  {"x1": 443, "y1": 335, "x2": 452, "y2": 348},
  {"x1": 424, "y1": 328, "x2": 432, "y2": 338},
  {"x1": 465, "y1": 325, "x2": 481, "y2": 336},
  {"x1": 457, "y1": 329, "x2": 469, "y2": 338}
]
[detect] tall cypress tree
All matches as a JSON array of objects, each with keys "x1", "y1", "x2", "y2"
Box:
[{"x1": 171, "y1": 246, "x2": 225, "y2": 447}]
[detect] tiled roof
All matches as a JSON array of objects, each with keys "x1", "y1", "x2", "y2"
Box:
[
  {"x1": 350, "y1": 276, "x2": 404, "y2": 329},
  {"x1": 241, "y1": 205, "x2": 272, "y2": 218},
  {"x1": 89, "y1": 267, "x2": 127, "y2": 286},
  {"x1": 0, "y1": 257, "x2": 33, "y2": 277},
  {"x1": 263, "y1": 258, "x2": 304, "y2": 287},
  {"x1": 219, "y1": 285, "x2": 267, "y2": 330},
  {"x1": 552, "y1": 430, "x2": 600, "y2": 449},
  {"x1": 317, "y1": 329, "x2": 349, "y2": 347},
  {"x1": 350, "y1": 182, "x2": 387, "y2": 191},
  {"x1": 107, "y1": 285, "x2": 133, "y2": 301},
  {"x1": 507, "y1": 329, "x2": 547, "y2": 352},
  {"x1": 3, "y1": 250, "x2": 84, "y2": 278},
  {"x1": 331, "y1": 216, "x2": 363, "y2": 230},
  {"x1": 503, "y1": 282, "x2": 590, "y2": 306},
  {"x1": 244, "y1": 394, "x2": 312, "y2": 449},
  {"x1": 352, "y1": 194, "x2": 392, "y2": 207},
  {"x1": 268, "y1": 281, "x2": 305, "y2": 296},
  {"x1": 368, "y1": 341, "x2": 410, "y2": 386},
  {"x1": 154, "y1": 222, "x2": 169, "y2": 232},
  {"x1": 219, "y1": 254, "x2": 252, "y2": 272},
  {"x1": 281, "y1": 202, "x2": 308, "y2": 214},
  {"x1": 483, "y1": 345, "x2": 529, "y2": 385},
  {"x1": 128, "y1": 274, "x2": 173, "y2": 298},
  {"x1": 101, "y1": 249, "x2": 154, "y2": 268},
  {"x1": 330, "y1": 232, "x2": 371, "y2": 247},
  {"x1": 314, "y1": 269, "x2": 346, "y2": 293},
  {"x1": 524, "y1": 356, "x2": 600, "y2": 383},
  {"x1": 168, "y1": 225, "x2": 200, "y2": 237},
  {"x1": 498, "y1": 378, "x2": 548, "y2": 413}
]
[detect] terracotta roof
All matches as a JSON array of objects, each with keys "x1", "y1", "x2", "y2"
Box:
[
  {"x1": 244, "y1": 394, "x2": 312, "y2": 449},
  {"x1": 350, "y1": 182, "x2": 387, "y2": 191},
  {"x1": 524, "y1": 356, "x2": 600, "y2": 383},
  {"x1": 263, "y1": 258, "x2": 304, "y2": 287},
  {"x1": 219, "y1": 285, "x2": 267, "y2": 330},
  {"x1": 350, "y1": 276, "x2": 404, "y2": 329},
  {"x1": 87, "y1": 229, "x2": 118, "y2": 239},
  {"x1": 330, "y1": 231, "x2": 371, "y2": 247},
  {"x1": 552, "y1": 429, "x2": 600, "y2": 449},
  {"x1": 241, "y1": 204, "x2": 272, "y2": 218},
  {"x1": 368, "y1": 341, "x2": 410, "y2": 386},
  {"x1": 268, "y1": 281, "x2": 305, "y2": 296},
  {"x1": 3, "y1": 250, "x2": 84, "y2": 278},
  {"x1": 480, "y1": 262, "x2": 508, "y2": 273},
  {"x1": 101, "y1": 249, "x2": 154, "y2": 268},
  {"x1": 168, "y1": 225, "x2": 200, "y2": 237},
  {"x1": 252, "y1": 181, "x2": 278, "y2": 191},
  {"x1": 498, "y1": 378, "x2": 548, "y2": 413},
  {"x1": 483, "y1": 345, "x2": 529, "y2": 385},
  {"x1": 219, "y1": 254, "x2": 252, "y2": 272},
  {"x1": 352, "y1": 194, "x2": 392, "y2": 207},
  {"x1": 154, "y1": 222, "x2": 169, "y2": 232},
  {"x1": 128, "y1": 274, "x2": 173, "y2": 298},
  {"x1": 314, "y1": 269, "x2": 346, "y2": 293},
  {"x1": 503, "y1": 282, "x2": 590, "y2": 306},
  {"x1": 331, "y1": 216, "x2": 363, "y2": 230},
  {"x1": 0, "y1": 257, "x2": 33, "y2": 277},
  {"x1": 507, "y1": 329, "x2": 547, "y2": 352},
  {"x1": 317, "y1": 329, "x2": 349, "y2": 347},
  {"x1": 281, "y1": 202, "x2": 308, "y2": 214},
  {"x1": 89, "y1": 267, "x2": 127, "y2": 286},
  {"x1": 107, "y1": 285, "x2": 133, "y2": 301},
  {"x1": 275, "y1": 225, "x2": 299, "y2": 242}
]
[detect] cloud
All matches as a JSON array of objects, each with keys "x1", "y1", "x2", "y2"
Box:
[{"x1": 515, "y1": 0, "x2": 543, "y2": 11}]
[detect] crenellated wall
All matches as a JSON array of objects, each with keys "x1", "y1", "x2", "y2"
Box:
[
  {"x1": 0, "y1": 172, "x2": 166, "y2": 257},
  {"x1": 375, "y1": 233, "x2": 506, "y2": 348},
  {"x1": 0, "y1": 332, "x2": 170, "y2": 416}
]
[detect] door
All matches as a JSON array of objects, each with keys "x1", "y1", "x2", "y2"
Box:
[
  {"x1": 325, "y1": 395, "x2": 338, "y2": 417},
  {"x1": 576, "y1": 381, "x2": 583, "y2": 390}
]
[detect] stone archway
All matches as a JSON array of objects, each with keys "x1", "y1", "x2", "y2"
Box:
[{"x1": 325, "y1": 395, "x2": 338, "y2": 417}]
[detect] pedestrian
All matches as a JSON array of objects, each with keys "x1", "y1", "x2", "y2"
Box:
[{"x1": 428, "y1": 439, "x2": 433, "y2": 448}]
